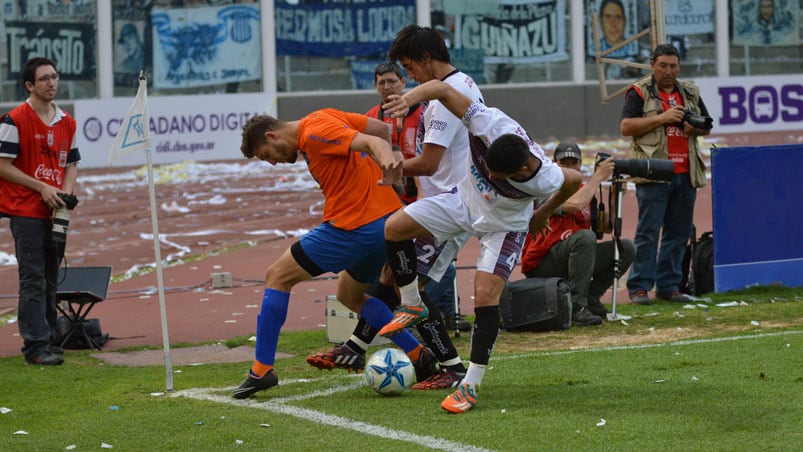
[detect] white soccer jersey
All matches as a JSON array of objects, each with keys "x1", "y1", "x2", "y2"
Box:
[
  {"x1": 417, "y1": 71, "x2": 483, "y2": 198},
  {"x1": 456, "y1": 102, "x2": 564, "y2": 233}
]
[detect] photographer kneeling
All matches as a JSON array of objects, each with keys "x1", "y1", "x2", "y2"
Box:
[{"x1": 520, "y1": 143, "x2": 635, "y2": 326}]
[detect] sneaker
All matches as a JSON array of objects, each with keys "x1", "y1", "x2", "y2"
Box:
[
  {"x1": 656, "y1": 291, "x2": 694, "y2": 303},
  {"x1": 232, "y1": 369, "x2": 278, "y2": 399},
  {"x1": 587, "y1": 302, "x2": 608, "y2": 318},
  {"x1": 306, "y1": 344, "x2": 365, "y2": 373},
  {"x1": 572, "y1": 307, "x2": 603, "y2": 327},
  {"x1": 412, "y1": 367, "x2": 465, "y2": 390},
  {"x1": 378, "y1": 304, "x2": 429, "y2": 337},
  {"x1": 441, "y1": 383, "x2": 478, "y2": 414},
  {"x1": 412, "y1": 347, "x2": 438, "y2": 383},
  {"x1": 25, "y1": 352, "x2": 64, "y2": 366},
  {"x1": 630, "y1": 290, "x2": 651, "y2": 305}
]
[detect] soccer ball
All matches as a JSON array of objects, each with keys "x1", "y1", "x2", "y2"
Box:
[{"x1": 364, "y1": 348, "x2": 414, "y2": 396}]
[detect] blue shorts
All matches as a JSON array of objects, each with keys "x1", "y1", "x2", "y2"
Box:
[{"x1": 293, "y1": 216, "x2": 389, "y2": 284}]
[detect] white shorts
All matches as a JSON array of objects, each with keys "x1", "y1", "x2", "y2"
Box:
[{"x1": 404, "y1": 192, "x2": 526, "y2": 280}]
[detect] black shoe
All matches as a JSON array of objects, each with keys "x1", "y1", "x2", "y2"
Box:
[
  {"x1": 656, "y1": 291, "x2": 694, "y2": 303},
  {"x1": 572, "y1": 307, "x2": 603, "y2": 327},
  {"x1": 50, "y1": 345, "x2": 65, "y2": 355},
  {"x1": 306, "y1": 344, "x2": 365, "y2": 373},
  {"x1": 588, "y1": 302, "x2": 608, "y2": 318},
  {"x1": 232, "y1": 369, "x2": 278, "y2": 399},
  {"x1": 25, "y1": 352, "x2": 64, "y2": 366},
  {"x1": 412, "y1": 347, "x2": 438, "y2": 383}
]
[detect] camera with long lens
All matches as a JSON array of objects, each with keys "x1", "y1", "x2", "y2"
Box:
[
  {"x1": 51, "y1": 193, "x2": 79, "y2": 247},
  {"x1": 681, "y1": 109, "x2": 714, "y2": 130},
  {"x1": 595, "y1": 152, "x2": 675, "y2": 182}
]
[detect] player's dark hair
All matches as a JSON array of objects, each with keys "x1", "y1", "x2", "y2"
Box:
[
  {"x1": 486, "y1": 134, "x2": 530, "y2": 174},
  {"x1": 651, "y1": 44, "x2": 681, "y2": 62},
  {"x1": 23, "y1": 57, "x2": 57, "y2": 86},
  {"x1": 240, "y1": 115, "x2": 282, "y2": 158},
  {"x1": 389, "y1": 25, "x2": 450, "y2": 65},
  {"x1": 374, "y1": 62, "x2": 404, "y2": 84}
]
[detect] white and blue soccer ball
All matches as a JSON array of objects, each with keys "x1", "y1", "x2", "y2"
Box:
[{"x1": 364, "y1": 348, "x2": 414, "y2": 396}]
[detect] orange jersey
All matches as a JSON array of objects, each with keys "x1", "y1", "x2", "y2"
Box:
[{"x1": 297, "y1": 109, "x2": 401, "y2": 230}]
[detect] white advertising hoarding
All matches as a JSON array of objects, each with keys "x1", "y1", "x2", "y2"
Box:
[
  {"x1": 74, "y1": 92, "x2": 273, "y2": 168},
  {"x1": 694, "y1": 74, "x2": 803, "y2": 134}
]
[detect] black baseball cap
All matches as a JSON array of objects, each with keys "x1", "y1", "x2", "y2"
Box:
[{"x1": 554, "y1": 142, "x2": 582, "y2": 161}]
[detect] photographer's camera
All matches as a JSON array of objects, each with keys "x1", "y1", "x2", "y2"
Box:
[
  {"x1": 681, "y1": 109, "x2": 713, "y2": 130},
  {"x1": 51, "y1": 193, "x2": 79, "y2": 247},
  {"x1": 595, "y1": 152, "x2": 674, "y2": 182}
]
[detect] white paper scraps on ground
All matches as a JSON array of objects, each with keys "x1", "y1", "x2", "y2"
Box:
[{"x1": 596, "y1": 418, "x2": 606, "y2": 427}]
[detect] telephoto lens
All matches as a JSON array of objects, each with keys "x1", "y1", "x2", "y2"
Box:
[{"x1": 51, "y1": 207, "x2": 70, "y2": 245}]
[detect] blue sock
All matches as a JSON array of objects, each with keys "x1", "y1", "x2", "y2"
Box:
[
  {"x1": 255, "y1": 288, "x2": 290, "y2": 366},
  {"x1": 361, "y1": 297, "x2": 419, "y2": 353}
]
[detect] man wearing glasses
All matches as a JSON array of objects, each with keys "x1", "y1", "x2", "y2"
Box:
[{"x1": 0, "y1": 57, "x2": 80, "y2": 366}]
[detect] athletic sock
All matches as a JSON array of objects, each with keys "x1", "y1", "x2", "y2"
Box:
[
  {"x1": 415, "y1": 290, "x2": 461, "y2": 364},
  {"x1": 469, "y1": 305, "x2": 500, "y2": 365},
  {"x1": 349, "y1": 281, "x2": 401, "y2": 349},
  {"x1": 386, "y1": 239, "x2": 418, "y2": 287},
  {"x1": 254, "y1": 288, "x2": 290, "y2": 366},
  {"x1": 463, "y1": 362, "x2": 487, "y2": 388},
  {"x1": 360, "y1": 296, "x2": 420, "y2": 353},
  {"x1": 250, "y1": 360, "x2": 273, "y2": 378}
]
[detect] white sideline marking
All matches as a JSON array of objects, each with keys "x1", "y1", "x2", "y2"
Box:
[
  {"x1": 174, "y1": 385, "x2": 493, "y2": 452},
  {"x1": 494, "y1": 330, "x2": 802, "y2": 361}
]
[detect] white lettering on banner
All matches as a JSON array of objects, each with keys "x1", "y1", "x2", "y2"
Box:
[
  {"x1": 6, "y1": 27, "x2": 85, "y2": 75},
  {"x1": 34, "y1": 164, "x2": 63, "y2": 186},
  {"x1": 276, "y1": 5, "x2": 413, "y2": 43},
  {"x1": 462, "y1": 13, "x2": 558, "y2": 58}
]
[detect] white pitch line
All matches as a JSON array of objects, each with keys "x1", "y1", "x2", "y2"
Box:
[
  {"x1": 174, "y1": 387, "x2": 493, "y2": 452},
  {"x1": 494, "y1": 330, "x2": 802, "y2": 361}
]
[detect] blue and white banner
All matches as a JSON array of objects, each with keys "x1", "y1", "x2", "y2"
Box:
[
  {"x1": 732, "y1": 0, "x2": 799, "y2": 46},
  {"x1": 151, "y1": 4, "x2": 262, "y2": 89},
  {"x1": 586, "y1": 0, "x2": 639, "y2": 59},
  {"x1": 664, "y1": 0, "x2": 714, "y2": 35},
  {"x1": 275, "y1": 0, "x2": 415, "y2": 57},
  {"x1": 74, "y1": 93, "x2": 273, "y2": 168},
  {"x1": 694, "y1": 75, "x2": 803, "y2": 134}
]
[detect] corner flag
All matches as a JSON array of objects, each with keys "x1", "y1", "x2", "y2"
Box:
[{"x1": 109, "y1": 72, "x2": 151, "y2": 164}]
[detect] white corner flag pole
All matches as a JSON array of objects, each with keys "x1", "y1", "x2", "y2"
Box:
[
  {"x1": 109, "y1": 72, "x2": 173, "y2": 391},
  {"x1": 145, "y1": 141, "x2": 174, "y2": 393}
]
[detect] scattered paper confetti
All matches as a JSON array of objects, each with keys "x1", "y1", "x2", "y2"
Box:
[
  {"x1": 13, "y1": 430, "x2": 28, "y2": 435},
  {"x1": 716, "y1": 301, "x2": 738, "y2": 307},
  {"x1": 501, "y1": 409, "x2": 507, "y2": 413},
  {"x1": 151, "y1": 392, "x2": 164, "y2": 397},
  {"x1": 691, "y1": 376, "x2": 699, "y2": 381},
  {"x1": 596, "y1": 418, "x2": 606, "y2": 426},
  {"x1": 235, "y1": 439, "x2": 244, "y2": 445},
  {"x1": 682, "y1": 304, "x2": 696, "y2": 309},
  {"x1": 224, "y1": 320, "x2": 237, "y2": 324},
  {"x1": 260, "y1": 423, "x2": 270, "y2": 427},
  {"x1": 655, "y1": 380, "x2": 666, "y2": 383},
  {"x1": 101, "y1": 442, "x2": 113, "y2": 448},
  {"x1": 66, "y1": 445, "x2": 77, "y2": 450},
  {"x1": 0, "y1": 407, "x2": 11, "y2": 414},
  {"x1": 109, "y1": 405, "x2": 119, "y2": 411},
  {"x1": 751, "y1": 320, "x2": 760, "y2": 326}
]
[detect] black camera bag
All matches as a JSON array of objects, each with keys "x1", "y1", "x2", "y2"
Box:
[
  {"x1": 499, "y1": 277, "x2": 572, "y2": 332},
  {"x1": 55, "y1": 316, "x2": 109, "y2": 349},
  {"x1": 681, "y1": 231, "x2": 714, "y2": 296}
]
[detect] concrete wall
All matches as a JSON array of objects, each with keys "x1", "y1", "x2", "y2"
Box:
[{"x1": 277, "y1": 83, "x2": 630, "y2": 143}]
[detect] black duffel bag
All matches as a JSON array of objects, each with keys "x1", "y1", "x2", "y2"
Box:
[{"x1": 499, "y1": 277, "x2": 572, "y2": 332}]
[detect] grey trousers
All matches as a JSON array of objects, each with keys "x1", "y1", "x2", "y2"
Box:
[{"x1": 524, "y1": 229, "x2": 635, "y2": 307}]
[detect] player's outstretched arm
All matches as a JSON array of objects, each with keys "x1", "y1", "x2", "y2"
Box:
[{"x1": 383, "y1": 80, "x2": 472, "y2": 120}]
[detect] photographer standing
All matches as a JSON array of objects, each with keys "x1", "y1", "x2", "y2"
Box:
[
  {"x1": 620, "y1": 44, "x2": 711, "y2": 305},
  {"x1": 520, "y1": 142, "x2": 636, "y2": 325},
  {"x1": 0, "y1": 57, "x2": 80, "y2": 365}
]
